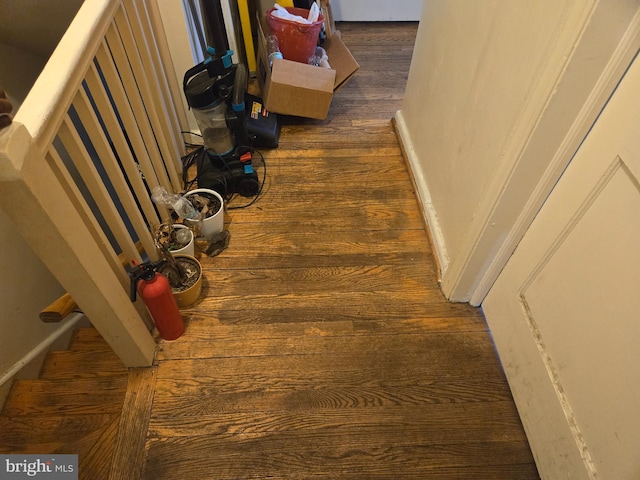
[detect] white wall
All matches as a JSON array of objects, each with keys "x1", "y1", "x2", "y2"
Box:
[
  {"x1": 0, "y1": 207, "x2": 75, "y2": 400},
  {"x1": 0, "y1": 3, "x2": 83, "y2": 401},
  {"x1": 0, "y1": 42, "x2": 67, "y2": 382},
  {"x1": 395, "y1": 0, "x2": 640, "y2": 302},
  {"x1": 0, "y1": 42, "x2": 47, "y2": 110},
  {"x1": 331, "y1": 0, "x2": 422, "y2": 21},
  {"x1": 0, "y1": 0, "x2": 82, "y2": 58}
]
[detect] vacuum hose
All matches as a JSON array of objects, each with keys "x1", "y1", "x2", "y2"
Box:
[
  {"x1": 232, "y1": 62, "x2": 247, "y2": 110},
  {"x1": 231, "y1": 62, "x2": 249, "y2": 146}
]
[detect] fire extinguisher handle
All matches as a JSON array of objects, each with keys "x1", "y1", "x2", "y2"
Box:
[
  {"x1": 128, "y1": 259, "x2": 169, "y2": 302},
  {"x1": 128, "y1": 267, "x2": 144, "y2": 302}
]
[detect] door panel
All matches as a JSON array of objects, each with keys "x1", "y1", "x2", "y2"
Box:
[{"x1": 483, "y1": 52, "x2": 640, "y2": 479}]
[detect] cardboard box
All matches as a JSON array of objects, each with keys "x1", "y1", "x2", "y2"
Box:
[{"x1": 256, "y1": 8, "x2": 359, "y2": 120}]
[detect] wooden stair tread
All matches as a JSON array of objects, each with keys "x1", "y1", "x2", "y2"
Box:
[
  {"x1": 40, "y1": 350, "x2": 127, "y2": 379},
  {"x1": 68, "y1": 327, "x2": 117, "y2": 352},
  {"x1": 1, "y1": 415, "x2": 121, "y2": 476},
  {"x1": 0, "y1": 327, "x2": 129, "y2": 478},
  {"x1": 0, "y1": 413, "x2": 115, "y2": 452},
  {"x1": 80, "y1": 416, "x2": 120, "y2": 480},
  {"x1": 2, "y1": 375, "x2": 128, "y2": 416}
]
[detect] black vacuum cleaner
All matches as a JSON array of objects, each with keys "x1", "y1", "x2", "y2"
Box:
[{"x1": 183, "y1": 0, "x2": 279, "y2": 197}]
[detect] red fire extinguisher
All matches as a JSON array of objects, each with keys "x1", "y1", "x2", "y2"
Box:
[{"x1": 129, "y1": 261, "x2": 185, "y2": 341}]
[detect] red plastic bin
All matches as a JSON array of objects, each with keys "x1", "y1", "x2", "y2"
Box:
[{"x1": 267, "y1": 7, "x2": 324, "y2": 64}]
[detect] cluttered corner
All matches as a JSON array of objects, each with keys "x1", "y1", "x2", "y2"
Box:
[
  {"x1": 255, "y1": 1, "x2": 359, "y2": 119},
  {"x1": 133, "y1": 0, "x2": 359, "y2": 341}
]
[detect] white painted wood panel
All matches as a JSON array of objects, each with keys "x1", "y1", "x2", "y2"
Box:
[
  {"x1": 396, "y1": 0, "x2": 640, "y2": 304},
  {"x1": 483, "y1": 51, "x2": 640, "y2": 479}
]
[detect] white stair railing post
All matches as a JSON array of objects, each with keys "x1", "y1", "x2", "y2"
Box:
[{"x1": 0, "y1": 123, "x2": 155, "y2": 367}]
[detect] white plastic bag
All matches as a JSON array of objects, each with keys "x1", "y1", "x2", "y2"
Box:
[
  {"x1": 151, "y1": 186, "x2": 199, "y2": 220},
  {"x1": 272, "y1": 2, "x2": 320, "y2": 24},
  {"x1": 272, "y1": 3, "x2": 311, "y2": 24}
]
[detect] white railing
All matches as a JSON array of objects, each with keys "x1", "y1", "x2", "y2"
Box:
[{"x1": 0, "y1": 0, "x2": 189, "y2": 367}]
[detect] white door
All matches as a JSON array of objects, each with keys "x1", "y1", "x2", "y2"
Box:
[{"x1": 482, "y1": 52, "x2": 640, "y2": 479}]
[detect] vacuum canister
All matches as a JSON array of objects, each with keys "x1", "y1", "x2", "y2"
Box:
[{"x1": 184, "y1": 70, "x2": 234, "y2": 155}]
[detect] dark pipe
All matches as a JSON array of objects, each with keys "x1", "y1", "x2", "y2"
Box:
[
  {"x1": 199, "y1": 0, "x2": 229, "y2": 57},
  {"x1": 230, "y1": 63, "x2": 249, "y2": 147},
  {"x1": 232, "y1": 63, "x2": 247, "y2": 109}
]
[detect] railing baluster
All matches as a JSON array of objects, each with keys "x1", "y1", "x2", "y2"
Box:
[
  {"x1": 111, "y1": 7, "x2": 183, "y2": 193},
  {"x1": 1, "y1": 123, "x2": 155, "y2": 367},
  {"x1": 83, "y1": 62, "x2": 166, "y2": 232},
  {"x1": 103, "y1": 23, "x2": 174, "y2": 194},
  {"x1": 123, "y1": 0, "x2": 186, "y2": 161},
  {"x1": 57, "y1": 115, "x2": 142, "y2": 266},
  {"x1": 46, "y1": 146, "x2": 129, "y2": 288},
  {"x1": 93, "y1": 43, "x2": 171, "y2": 218},
  {"x1": 1, "y1": 0, "x2": 188, "y2": 365},
  {"x1": 72, "y1": 87, "x2": 158, "y2": 260}
]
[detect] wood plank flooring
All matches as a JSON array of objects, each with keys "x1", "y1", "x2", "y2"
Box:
[
  {"x1": 0, "y1": 22, "x2": 539, "y2": 479},
  {"x1": 141, "y1": 22, "x2": 539, "y2": 479},
  {"x1": 0, "y1": 328, "x2": 128, "y2": 478}
]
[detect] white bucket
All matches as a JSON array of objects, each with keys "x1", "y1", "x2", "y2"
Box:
[{"x1": 183, "y1": 188, "x2": 224, "y2": 240}]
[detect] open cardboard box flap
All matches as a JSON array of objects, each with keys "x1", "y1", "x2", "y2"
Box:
[
  {"x1": 322, "y1": 31, "x2": 358, "y2": 91},
  {"x1": 257, "y1": 13, "x2": 359, "y2": 119}
]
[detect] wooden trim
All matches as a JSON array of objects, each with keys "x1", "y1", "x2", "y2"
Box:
[
  {"x1": 469, "y1": 8, "x2": 640, "y2": 306},
  {"x1": 0, "y1": 313, "x2": 85, "y2": 386},
  {"x1": 436, "y1": 1, "x2": 600, "y2": 303},
  {"x1": 109, "y1": 367, "x2": 157, "y2": 480}
]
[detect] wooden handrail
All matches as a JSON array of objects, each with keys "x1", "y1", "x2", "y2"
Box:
[{"x1": 39, "y1": 241, "x2": 146, "y2": 323}]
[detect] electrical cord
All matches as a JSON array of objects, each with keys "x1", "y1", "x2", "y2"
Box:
[
  {"x1": 181, "y1": 130, "x2": 205, "y2": 149},
  {"x1": 181, "y1": 145, "x2": 206, "y2": 191},
  {"x1": 179, "y1": 142, "x2": 267, "y2": 209}
]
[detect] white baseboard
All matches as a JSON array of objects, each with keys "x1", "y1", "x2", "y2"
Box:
[{"x1": 394, "y1": 109, "x2": 449, "y2": 277}]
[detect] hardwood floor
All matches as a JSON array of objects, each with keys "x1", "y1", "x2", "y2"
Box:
[
  {"x1": 0, "y1": 328, "x2": 128, "y2": 478},
  {"x1": 0, "y1": 22, "x2": 539, "y2": 479},
  {"x1": 142, "y1": 22, "x2": 539, "y2": 479}
]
